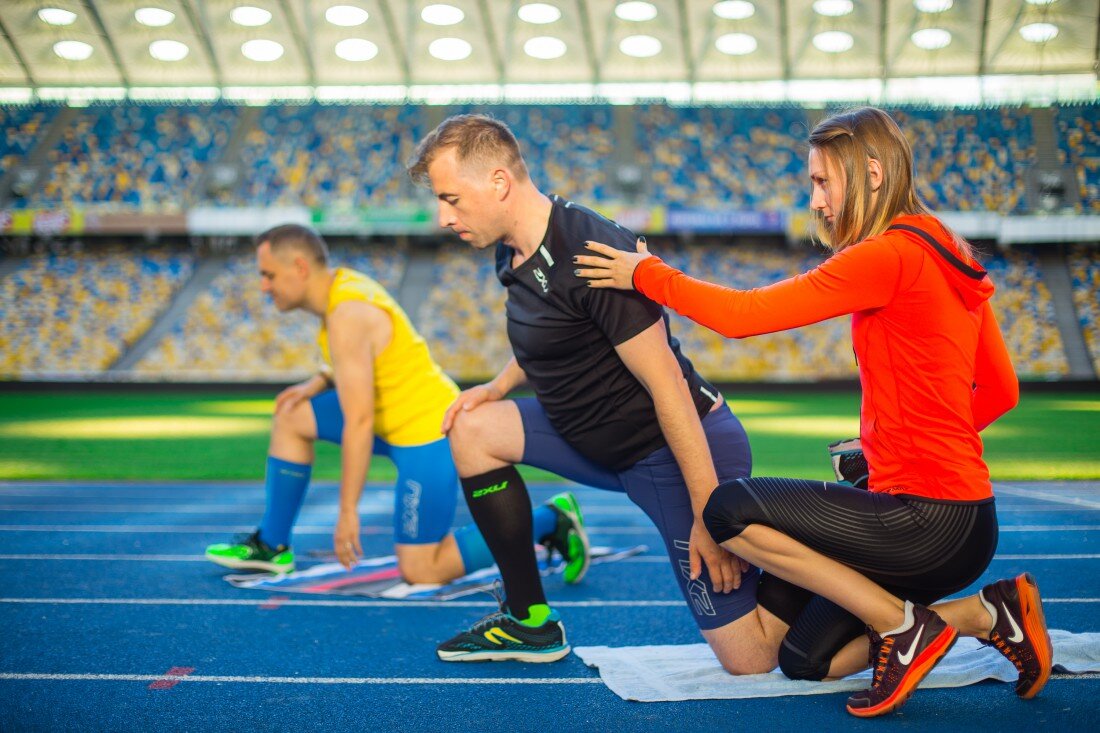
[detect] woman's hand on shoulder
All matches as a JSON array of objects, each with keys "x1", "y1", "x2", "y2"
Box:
[{"x1": 573, "y1": 237, "x2": 652, "y2": 291}]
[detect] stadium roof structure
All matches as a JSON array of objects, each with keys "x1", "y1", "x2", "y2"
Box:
[{"x1": 0, "y1": 1, "x2": 1095, "y2": 103}]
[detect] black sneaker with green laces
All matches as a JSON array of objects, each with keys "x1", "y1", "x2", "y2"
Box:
[{"x1": 437, "y1": 595, "x2": 570, "y2": 663}]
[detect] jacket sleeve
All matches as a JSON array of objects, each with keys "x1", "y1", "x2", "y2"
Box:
[
  {"x1": 971, "y1": 300, "x2": 1019, "y2": 431},
  {"x1": 632, "y1": 238, "x2": 904, "y2": 338}
]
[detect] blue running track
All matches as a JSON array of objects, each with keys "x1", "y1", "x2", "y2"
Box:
[{"x1": 1, "y1": 480, "x2": 1098, "y2": 730}]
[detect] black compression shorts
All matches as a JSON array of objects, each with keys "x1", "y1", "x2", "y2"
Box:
[{"x1": 702, "y1": 477, "x2": 998, "y2": 680}]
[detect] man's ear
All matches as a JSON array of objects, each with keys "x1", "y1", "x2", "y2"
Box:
[
  {"x1": 491, "y1": 167, "x2": 511, "y2": 201},
  {"x1": 867, "y1": 157, "x2": 883, "y2": 193},
  {"x1": 294, "y1": 254, "x2": 311, "y2": 277}
]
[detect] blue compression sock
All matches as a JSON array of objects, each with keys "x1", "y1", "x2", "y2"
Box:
[
  {"x1": 532, "y1": 505, "x2": 557, "y2": 544},
  {"x1": 453, "y1": 505, "x2": 558, "y2": 574},
  {"x1": 257, "y1": 456, "x2": 311, "y2": 548}
]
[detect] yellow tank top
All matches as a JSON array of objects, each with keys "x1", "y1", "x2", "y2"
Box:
[{"x1": 318, "y1": 268, "x2": 459, "y2": 447}]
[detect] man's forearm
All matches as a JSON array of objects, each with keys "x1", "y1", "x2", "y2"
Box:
[
  {"x1": 652, "y1": 382, "x2": 718, "y2": 517},
  {"x1": 488, "y1": 357, "x2": 527, "y2": 396},
  {"x1": 338, "y1": 421, "x2": 373, "y2": 513}
]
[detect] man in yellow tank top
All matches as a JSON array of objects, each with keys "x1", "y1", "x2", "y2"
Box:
[{"x1": 205, "y1": 223, "x2": 590, "y2": 585}]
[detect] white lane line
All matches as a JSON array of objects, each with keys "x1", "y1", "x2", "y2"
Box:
[
  {"x1": 0, "y1": 672, "x2": 601, "y2": 685},
  {"x1": 2, "y1": 553, "x2": 1098, "y2": 563},
  {"x1": 0, "y1": 524, "x2": 660, "y2": 534},
  {"x1": 995, "y1": 485, "x2": 1100, "y2": 511},
  {"x1": 0, "y1": 598, "x2": 683, "y2": 608},
  {"x1": 0, "y1": 504, "x2": 644, "y2": 518},
  {"x1": 0, "y1": 597, "x2": 1094, "y2": 607},
  {"x1": 0, "y1": 672, "x2": 1095, "y2": 685}
]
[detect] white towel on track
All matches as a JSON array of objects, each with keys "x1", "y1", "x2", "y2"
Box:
[{"x1": 574, "y1": 629, "x2": 1100, "y2": 702}]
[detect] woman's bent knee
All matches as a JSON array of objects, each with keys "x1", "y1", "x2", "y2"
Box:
[{"x1": 702, "y1": 479, "x2": 753, "y2": 544}]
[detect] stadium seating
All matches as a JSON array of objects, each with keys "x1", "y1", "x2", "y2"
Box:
[
  {"x1": 0, "y1": 101, "x2": 1058, "y2": 214},
  {"x1": 982, "y1": 249, "x2": 1068, "y2": 378},
  {"x1": 27, "y1": 104, "x2": 238, "y2": 211},
  {"x1": 217, "y1": 104, "x2": 423, "y2": 209},
  {"x1": 133, "y1": 246, "x2": 405, "y2": 379},
  {"x1": 416, "y1": 244, "x2": 510, "y2": 380},
  {"x1": 888, "y1": 106, "x2": 1034, "y2": 215},
  {"x1": 637, "y1": 105, "x2": 811, "y2": 210},
  {"x1": 1054, "y1": 103, "x2": 1100, "y2": 214},
  {"x1": 0, "y1": 248, "x2": 194, "y2": 377},
  {"x1": 0, "y1": 103, "x2": 59, "y2": 177},
  {"x1": 1068, "y1": 245, "x2": 1100, "y2": 375}
]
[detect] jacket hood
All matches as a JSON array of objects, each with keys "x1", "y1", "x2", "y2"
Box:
[{"x1": 889, "y1": 214, "x2": 994, "y2": 310}]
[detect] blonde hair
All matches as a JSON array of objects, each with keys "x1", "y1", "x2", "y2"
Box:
[{"x1": 809, "y1": 107, "x2": 973, "y2": 260}]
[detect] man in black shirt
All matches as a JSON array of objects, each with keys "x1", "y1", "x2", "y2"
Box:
[{"x1": 407, "y1": 115, "x2": 782, "y2": 673}]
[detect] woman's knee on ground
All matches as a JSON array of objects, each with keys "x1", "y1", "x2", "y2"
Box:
[{"x1": 777, "y1": 639, "x2": 832, "y2": 681}]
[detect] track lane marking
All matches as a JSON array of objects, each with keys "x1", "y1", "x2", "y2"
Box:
[
  {"x1": 1, "y1": 597, "x2": 1096, "y2": 607},
  {"x1": 1, "y1": 552, "x2": 1098, "y2": 562},
  {"x1": 0, "y1": 672, "x2": 604, "y2": 685}
]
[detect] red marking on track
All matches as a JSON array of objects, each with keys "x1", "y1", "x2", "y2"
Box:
[
  {"x1": 148, "y1": 666, "x2": 195, "y2": 690},
  {"x1": 307, "y1": 567, "x2": 402, "y2": 592},
  {"x1": 259, "y1": 595, "x2": 289, "y2": 610}
]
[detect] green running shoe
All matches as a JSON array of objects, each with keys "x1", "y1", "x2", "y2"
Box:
[
  {"x1": 205, "y1": 530, "x2": 295, "y2": 574},
  {"x1": 437, "y1": 607, "x2": 570, "y2": 663},
  {"x1": 542, "y1": 491, "x2": 590, "y2": 584}
]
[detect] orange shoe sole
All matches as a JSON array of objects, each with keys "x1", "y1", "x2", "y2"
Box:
[
  {"x1": 1016, "y1": 572, "x2": 1053, "y2": 699},
  {"x1": 847, "y1": 625, "x2": 959, "y2": 718}
]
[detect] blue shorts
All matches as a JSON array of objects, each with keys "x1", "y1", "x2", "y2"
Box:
[
  {"x1": 310, "y1": 389, "x2": 459, "y2": 546},
  {"x1": 516, "y1": 397, "x2": 759, "y2": 630}
]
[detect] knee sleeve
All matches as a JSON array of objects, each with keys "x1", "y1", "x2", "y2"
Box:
[
  {"x1": 701, "y1": 479, "x2": 756, "y2": 544},
  {"x1": 778, "y1": 638, "x2": 831, "y2": 682},
  {"x1": 778, "y1": 597, "x2": 866, "y2": 681}
]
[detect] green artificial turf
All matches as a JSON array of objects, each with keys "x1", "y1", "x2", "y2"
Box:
[{"x1": 0, "y1": 389, "x2": 1096, "y2": 481}]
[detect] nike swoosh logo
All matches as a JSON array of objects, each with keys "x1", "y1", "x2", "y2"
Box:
[
  {"x1": 1003, "y1": 602, "x2": 1025, "y2": 643},
  {"x1": 897, "y1": 625, "x2": 924, "y2": 666}
]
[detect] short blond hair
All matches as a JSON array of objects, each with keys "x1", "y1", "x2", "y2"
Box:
[{"x1": 407, "y1": 114, "x2": 529, "y2": 185}]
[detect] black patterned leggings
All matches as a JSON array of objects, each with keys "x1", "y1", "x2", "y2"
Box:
[{"x1": 702, "y1": 477, "x2": 998, "y2": 680}]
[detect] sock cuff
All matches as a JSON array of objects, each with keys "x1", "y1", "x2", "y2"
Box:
[
  {"x1": 267, "y1": 455, "x2": 312, "y2": 478},
  {"x1": 883, "y1": 600, "x2": 916, "y2": 637},
  {"x1": 460, "y1": 465, "x2": 522, "y2": 501}
]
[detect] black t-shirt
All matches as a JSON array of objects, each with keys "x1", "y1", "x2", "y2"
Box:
[{"x1": 496, "y1": 195, "x2": 720, "y2": 471}]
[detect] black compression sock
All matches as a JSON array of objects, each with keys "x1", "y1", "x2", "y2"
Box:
[{"x1": 460, "y1": 465, "x2": 547, "y2": 612}]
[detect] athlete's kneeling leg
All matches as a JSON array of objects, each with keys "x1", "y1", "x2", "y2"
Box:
[{"x1": 777, "y1": 596, "x2": 865, "y2": 681}]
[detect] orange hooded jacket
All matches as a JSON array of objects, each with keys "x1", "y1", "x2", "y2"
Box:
[{"x1": 633, "y1": 214, "x2": 1019, "y2": 501}]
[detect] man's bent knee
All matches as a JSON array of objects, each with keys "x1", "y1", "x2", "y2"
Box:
[
  {"x1": 703, "y1": 611, "x2": 781, "y2": 676},
  {"x1": 272, "y1": 399, "x2": 316, "y2": 442}
]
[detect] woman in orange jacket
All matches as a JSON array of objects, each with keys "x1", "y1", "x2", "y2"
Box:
[{"x1": 575, "y1": 107, "x2": 1051, "y2": 718}]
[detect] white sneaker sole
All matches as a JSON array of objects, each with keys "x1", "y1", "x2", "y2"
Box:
[
  {"x1": 436, "y1": 645, "x2": 571, "y2": 663},
  {"x1": 205, "y1": 552, "x2": 294, "y2": 574}
]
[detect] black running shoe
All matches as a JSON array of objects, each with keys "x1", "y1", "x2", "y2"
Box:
[
  {"x1": 979, "y1": 572, "x2": 1053, "y2": 699},
  {"x1": 437, "y1": 607, "x2": 570, "y2": 663},
  {"x1": 846, "y1": 602, "x2": 958, "y2": 718}
]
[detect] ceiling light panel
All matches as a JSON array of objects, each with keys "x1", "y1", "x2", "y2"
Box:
[
  {"x1": 518, "y1": 3, "x2": 562, "y2": 24},
  {"x1": 325, "y1": 5, "x2": 369, "y2": 27},
  {"x1": 135, "y1": 8, "x2": 176, "y2": 27}
]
